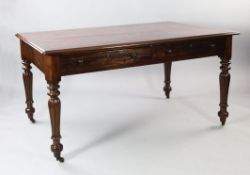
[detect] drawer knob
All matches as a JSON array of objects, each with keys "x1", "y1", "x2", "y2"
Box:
[
  {"x1": 77, "y1": 58, "x2": 84, "y2": 64},
  {"x1": 210, "y1": 44, "x2": 216, "y2": 48},
  {"x1": 166, "y1": 49, "x2": 172, "y2": 53},
  {"x1": 189, "y1": 44, "x2": 193, "y2": 48}
]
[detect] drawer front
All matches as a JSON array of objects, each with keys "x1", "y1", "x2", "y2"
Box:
[
  {"x1": 61, "y1": 52, "x2": 108, "y2": 67},
  {"x1": 153, "y1": 38, "x2": 223, "y2": 60},
  {"x1": 60, "y1": 38, "x2": 224, "y2": 75},
  {"x1": 60, "y1": 47, "x2": 157, "y2": 75}
]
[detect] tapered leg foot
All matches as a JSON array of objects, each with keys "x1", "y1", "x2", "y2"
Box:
[
  {"x1": 51, "y1": 141, "x2": 64, "y2": 162},
  {"x1": 218, "y1": 56, "x2": 231, "y2": 126},
  {"x1": 48, "y1": 82, "x2": 64, "y2": 162},
  {"x1": 163, "y1": 62, "x2": 172, "y2": 99},
  {"x1": 22, "y1": 60, "x2": 35, "y2": 123},
  {"x1": 28, "y1": 113, "x2": 35, "y2": 123},
  {"x1": 218, "y1": 110, "x2": 228, "y2": 126},
  {"x1": 164, "y1": 86, "x2": 172, "y2": 99},
  {"x1": 57, "y1": 157, "x2": 64, "y2": 162}
]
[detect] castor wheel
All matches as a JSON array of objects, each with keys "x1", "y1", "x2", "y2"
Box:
[
  {"x1": 56, "y1": 157, "x2": 64, "y2": 163},
  {"x1": 29, "y1": 118, "x2": 36, "y2": 123}
]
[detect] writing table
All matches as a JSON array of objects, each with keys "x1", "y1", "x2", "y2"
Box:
[{"x1": 16, "y1": 22, "x2": 239, "y2": 162}]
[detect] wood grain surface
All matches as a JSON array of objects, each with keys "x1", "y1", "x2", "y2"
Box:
[{"x1": 16, "y1": 22, "x2": 238, "y2": 54}]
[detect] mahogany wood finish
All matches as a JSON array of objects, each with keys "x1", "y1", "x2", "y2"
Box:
[
  {"x1": 16, "y1": 22, "x2": 239, "y2": 162},
  {"x1": 164, "y1": 62, "x2": 172, "y2": 98},
  {"x1": 48, "y1": 82, "x2": 64, "y2": 162},
  {"x1": 218, "y1": 37, "x2": 232, "y2": 125},
  {"x1": 22, "y1": 60, "x2": 35, "y2": 123}
]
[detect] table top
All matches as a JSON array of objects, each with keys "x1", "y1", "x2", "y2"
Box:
[{"x1": 16, "y1": 21, "x2": 238, "y2": 54}]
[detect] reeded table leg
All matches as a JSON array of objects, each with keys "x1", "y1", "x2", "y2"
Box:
[
  {"x1": 47, "y1": 81, "x2": 64, "y2": 162},
  {"x1": 218, "y1": 56, "x2": 231, "y2": 125},
  {"x1": 22, "y1": 60, "x2": 35, "y2": 123},
  {"x1": 163, "y1": 62, "x2": 172, "y2": 98}
]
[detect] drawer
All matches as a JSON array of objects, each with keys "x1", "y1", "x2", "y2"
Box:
[
  {"x1": 60, "y1": 51, "x2": 108, "y2": 75},
  {"x1": 61, "y1": 52, "x2": 108, "y2": 67},
  {"x1": 60, "y1": 47, "x2": 155, "y2": 75},
  {"x1": 153, "y1": 38, "x2": 223, "y2": 60}
]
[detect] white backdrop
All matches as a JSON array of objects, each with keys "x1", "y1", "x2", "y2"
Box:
[{"x1": 0, "y1": 1, "x2": 250, "y2": 175}]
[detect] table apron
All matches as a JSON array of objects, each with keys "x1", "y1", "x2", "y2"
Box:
[{"x1": 59, "y1": 37, "x2": 225, "y2": 76}]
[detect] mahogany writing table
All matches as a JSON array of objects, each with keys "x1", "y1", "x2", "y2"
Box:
[{"x1": 16, "y1": 22, "x2": 239, "y2": 162}]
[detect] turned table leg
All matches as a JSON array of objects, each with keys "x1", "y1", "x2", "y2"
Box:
[
  {"x1": 47, "y1": 81, "x2": 64, "y2": 162},
  {"x1": 218, "y1": 56, "x2": 231, "y2": 125},
  {"x1": 22, "y1": 60, "x2": 35, "y2": 123},
  {"x1": 163, "y1": 62, "x2": 172, "y2": 98}
]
